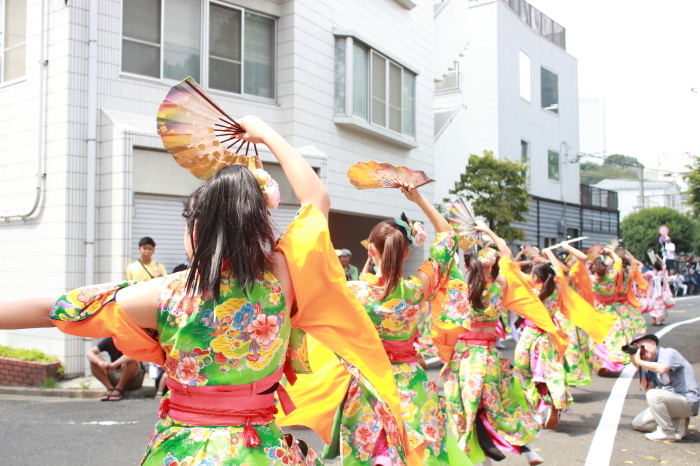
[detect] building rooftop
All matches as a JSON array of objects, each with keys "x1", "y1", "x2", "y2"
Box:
[
  {"x1": 594, "y1": 179, "x2": 679, "y2": 191},
  {"x1": 500, "y1": 0, "x2": 566, "y2": 50}
]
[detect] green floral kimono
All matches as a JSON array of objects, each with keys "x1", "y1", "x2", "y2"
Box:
[
  {"x1": 440, "y1": 277, "x2": 540, "y2": 458},
  {"x1": 514, "y1": 289, "x2": 573, "y2": 412},
  {"x1": 332, "y1": 232, "x2": 457, "y2": 466},
  {"x1": 591, "y1": 272, "x2": 631, "y2": 368}
]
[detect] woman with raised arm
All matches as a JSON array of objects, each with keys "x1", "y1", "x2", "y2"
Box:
[
  {"x1": 643, "y1": 260, "x2": 674, "y2": 326},
  {"x1": 542, "y1": 244, "x2": 594, "y2": 387},
  {"x1": 0, "y1": 117, "x2": 411, "y2": 466},
  {"x1": 617, "y1": 250, "x2": 648, "y2": 334},
  {"x1": 435, "y1": 221, "x2": 568, "y2": 466},
  {"x1": 325, "y1": 186, "x2": 457, "y2": 466},
  {"x1": 590, "y1": 247, "x2": 632, "y2": 375},
  {"x1": 514, "y1": 261, "x2": 572, "y2": 431}
]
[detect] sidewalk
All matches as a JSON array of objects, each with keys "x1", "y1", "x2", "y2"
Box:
[{"x1": 0, "y1": 373, "x2": 157, "y2": 399}]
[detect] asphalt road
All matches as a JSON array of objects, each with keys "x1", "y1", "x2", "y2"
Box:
[{"x1": 1, "y1": 297, "x2": 699, "y2": 466}]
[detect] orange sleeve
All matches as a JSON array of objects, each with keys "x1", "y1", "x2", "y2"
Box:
[
  {"x1": 570, "y1": 261, "x2": 595, "y2": 307},
  {"x1": 50, "y1": 283, "x2": 164, "y2": 365},
  {"x1": 555, "y1": 274, "x2": 618, "y2": 344},
  {"x1": 625, "y1": 266, "x2": 647, "y2": 308},
  {"x1": 500, "y1": 257, "x2": 569, "y2": 357},
  {"x1": 274, "y1": 204, "x2": 413, "y2": 457}
]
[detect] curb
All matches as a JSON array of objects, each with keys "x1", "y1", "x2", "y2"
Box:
[{"x1": 0, "y1": 385, "x2": 157, "y2": 399}]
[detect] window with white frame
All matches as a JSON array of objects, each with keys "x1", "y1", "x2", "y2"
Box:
[
  {"x1": 1, "y1": 0, "x2": 26, "y2": 83},
  {"x1": 548, "y1": 150, "x2": 560, "y2": 181},
  {"x1": 121, "y1": 0, "x2": 275, "y2": 99},
  {"x1": 519, "y1": 51, "x2": 530, "y2": 101},
  {"x1": 541, "y1": 67, "x2": 559, "y2": 114},
  {"x1": 334, "y1": 37, "x2": 416, "y2": 138}
]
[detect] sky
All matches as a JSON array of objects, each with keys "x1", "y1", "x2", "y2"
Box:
[{"x1": 525, "y1": 0, "x2": 700, "y2": 169}]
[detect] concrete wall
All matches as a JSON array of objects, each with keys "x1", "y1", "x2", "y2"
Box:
[{"x1": 496, "y1": 0, "x2": 579, "y2": 204}]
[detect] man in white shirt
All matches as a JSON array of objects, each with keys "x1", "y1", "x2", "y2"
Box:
[{"x1": 663, "y1": 237, "x2": 676, "y2": 273}]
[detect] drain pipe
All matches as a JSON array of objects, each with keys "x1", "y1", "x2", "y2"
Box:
[
  {"x1": 82, "y1": 0, "x2": 99, "y2": 376},
  {"x1": 0, "y1": 0, "x2": 46, "y2": 221},
  {"x1": 85, "y1": 0, "x2": 98, "y2": 286}
]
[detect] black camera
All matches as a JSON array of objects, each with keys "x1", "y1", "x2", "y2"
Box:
[{"x1": 621, "y1": 343, "x2": 645, "y2": 355}]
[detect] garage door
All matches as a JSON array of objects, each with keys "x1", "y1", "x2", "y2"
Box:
[
  {"x1": 132, "y1": 193, "x2": 189, "y2": 275},
  {"x1": 132, "y1": 194, "x2": 300, "y2": 275}
]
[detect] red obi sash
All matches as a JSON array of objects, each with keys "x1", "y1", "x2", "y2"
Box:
[
  {"x1": 159, "y1": 364, "x2": 296, "y2": 448},
  {"x1": 524, "y1": 320, "x2": 547, "y2": 334},
  {"x1": 594, "y1": 293, "x2": 618, "y2": 304},
  {"x1": 613, "y1": 293, "x2": 627, "y2": 303},
  {"x1": 381, "y1": 331, "x2": 418, "y2": 363},
  {"x1": 457, "y1": 322, "x2": 498, "y2": 347}
]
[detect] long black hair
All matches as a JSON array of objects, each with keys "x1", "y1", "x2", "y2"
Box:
[
  {"x1": 464, "y1": 251, "x2": 486, "y2": 310},
  {"x1": 531, "y1": 262, "x2": 557, "y2": 301},
  {"x1": 182, "y1": 165, "x2": 276, "y2": 301}
]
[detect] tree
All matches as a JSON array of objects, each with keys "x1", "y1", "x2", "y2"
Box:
[
  {"x1": 684, "y1": 156, "x2": 700, "y2": 217},
  {"x1": 604, "y1": 154, "x2": 641, "y2": 169},
  {"x1": 620, "y1": 207, "x2": 698, "y2": 260},
  {"x1": 448, "y1": 150, "x2": 530, "y2": 242},
  {"x1": 580, "y1": 154, "x2": 641, "y2": 185}
]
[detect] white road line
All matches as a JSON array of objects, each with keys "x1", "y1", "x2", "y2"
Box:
[{"x1": 584, "y1": 315, "x2": 700, "y2": 466}]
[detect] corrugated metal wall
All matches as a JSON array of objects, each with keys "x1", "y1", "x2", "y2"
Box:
[{"x1": 512, "y1": 198, "x2": 619, "y2": 249}]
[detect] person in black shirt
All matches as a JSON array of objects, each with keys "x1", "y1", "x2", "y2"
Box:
[{"x1": 86, "y1": 337, "x2": 145, "y2": 401}]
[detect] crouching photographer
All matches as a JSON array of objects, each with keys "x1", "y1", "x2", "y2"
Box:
[{"x1": 624, "y1": 333, "x2": 699, "y2": 442}]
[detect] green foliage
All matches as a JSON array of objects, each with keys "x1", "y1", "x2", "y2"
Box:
[
  {"x1": 580, "y1": 154, "x2": 641, "y2": 185},
  {"x1": 448, "y1": 151, "x2": 530, "y2": 242},
  {"x1": 40, "y1": 377, "x2": 59, "y2": 389},
  {"x1": 604, "y1": 154, "x2": 641, "y2": 168},
  {"x1": 683, "y1": 156, "x2": 700, "y2": 217},
  {"x1": 620, "y1": 207, "x2": 699, "y2": 260},
  {"x1": 0, "y1": 345, "x2": 59, "y2": 363},
  {"x1": 581, "y1": 161, "x2": 636, "y2": 185}
]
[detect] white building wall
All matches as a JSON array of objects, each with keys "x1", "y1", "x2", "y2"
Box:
[
  {"x1": 496, "y1": 0, "x2": 579, "y2": 204},
  {"x1": 579, "y1": 97, "x2": 606, "y2": 156},
  {"x1": 0, "y1": 0, "x2": 436, "y2": 371}
]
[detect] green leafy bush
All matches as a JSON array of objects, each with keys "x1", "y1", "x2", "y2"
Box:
[
  {"x1": 0, "y1": 345, "x2": 60, "y2": 363},
  {"x1": 40, "y1": 377, "x2": 59, "y2": 389}
]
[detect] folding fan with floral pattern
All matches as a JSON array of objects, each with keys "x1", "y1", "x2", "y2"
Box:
[
  {"x1": 347, "y1": 161, "x2": 434, "y2": 190},
  {"x1": 520, "y1": 243, "x2": 542, "y2": 261},
  {"x1": 157, "y1": 77, "x2": 260, "y2": 180},
  {"x1": 446, "y1": 199, "x2": 482, "y2": 250},
  {"x1": 606, "y1": 238, "x2": 621, "y2": 251}
]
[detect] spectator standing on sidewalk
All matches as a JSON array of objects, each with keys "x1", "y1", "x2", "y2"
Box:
[
  {"x1": 126, "y1": 237, "x2": 167, "y2": 281},
  {"x1": 86, "y1": 337, "x2": 145, "y2": 401},
  {"x1": 630, "y1": 333, "x2": 699, "y2": 442},
  {"x1": 663, "y1": 237, "x2": 676, "y2": 274}
]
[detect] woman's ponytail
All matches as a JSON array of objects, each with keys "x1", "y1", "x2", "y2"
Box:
[
  {"x1": 369, "y1": 220, "x2": 409, "y2": 300},
  {"x1": 531, "y1": 262, "x2": 556, "y2": 301},
  {"x1": 464, "y1": 251, "x2": 486, "y2": 310}
]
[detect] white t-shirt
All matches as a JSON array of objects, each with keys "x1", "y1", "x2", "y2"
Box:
[{"x1": 665, "y1": 242, "x2": 676, "y2": 260}]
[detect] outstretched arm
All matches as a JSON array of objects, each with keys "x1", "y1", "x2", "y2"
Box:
[
  {"x1": 474, "y1": 220, "x2": 512, "y2": 259},
  {"x1": 0, "y1": 298, "x2": 56, "y2": 329},
  {"x1": 236, "y1": 116, "x2": 330, "y2": 216},
  {"x1": 543, "y1": 248, "x2": 565, "y2": 270},
  {"x1": 561, "y1": 241, "x2": 588, "y2": 262},
  {"x1": 400, "y1": 187, "x2": 451, "y2": 233}
]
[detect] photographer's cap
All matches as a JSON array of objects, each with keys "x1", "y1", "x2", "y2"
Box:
[{"x1": 631, "y1": 333, "x2": 659, "y2": 345}]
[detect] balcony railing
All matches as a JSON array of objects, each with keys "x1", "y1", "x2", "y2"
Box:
[
  {"x1": 435, "y1": 70, "x2": 460, "y2": 93},
  {"x1": 501, "y1": 0, "x2": 566, "y2": 50},
  {"x1": 581, "y1": 185, "x2": 618, "y2": 211}
]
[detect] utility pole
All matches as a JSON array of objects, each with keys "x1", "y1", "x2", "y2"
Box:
[{"x1": 637, "y1": 163, "x2": 645, "y2": 210}]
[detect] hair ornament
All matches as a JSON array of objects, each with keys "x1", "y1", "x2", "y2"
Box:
[
  {"x1": 394, "y1": 213, "x2": 426, "y2": 246},
  {"x1": 477, "y1": 247, "x2": 499, "y2": 266}
]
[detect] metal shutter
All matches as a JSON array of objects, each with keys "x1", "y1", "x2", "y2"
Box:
[
  {"x1": 270, "y1": 205, "x2": 301, "y2": 235},
  {"x1": 132, "y1": 193, "x2": 189, "y2": 275},
  {"x1": 132, "y1": 195, "x2": 301, "y2": 274}
]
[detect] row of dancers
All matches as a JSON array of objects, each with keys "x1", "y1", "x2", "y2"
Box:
[{"x1": 0, "y1": 118, "x2": 657, "y2": 466}]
